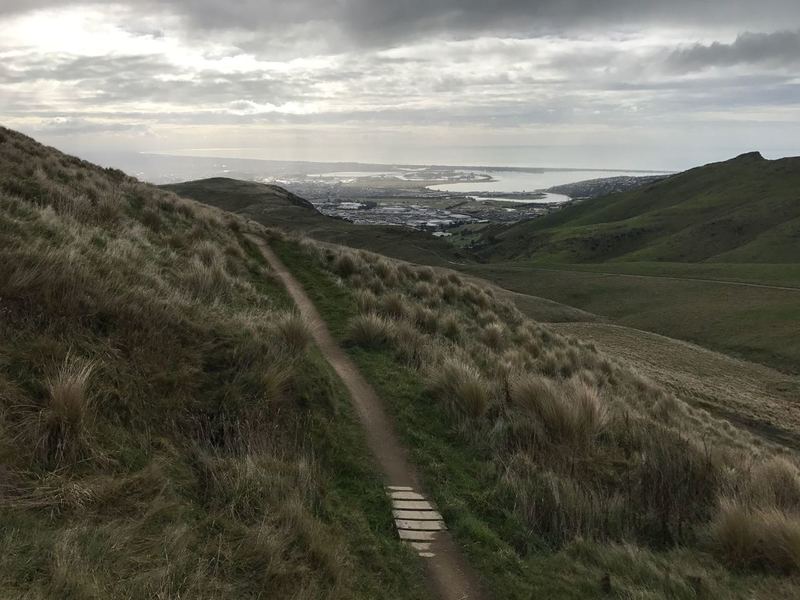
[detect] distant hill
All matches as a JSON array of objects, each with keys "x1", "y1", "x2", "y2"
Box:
[
  {"x1": 162, "y1": 177, "x2": 464, "y2": 266},
  {"x1": 162, "y1": 177, "x2": 315, "y2": 223},
  {"x1": 478, "y1": 152, "x2": 800, "y2": 263}
]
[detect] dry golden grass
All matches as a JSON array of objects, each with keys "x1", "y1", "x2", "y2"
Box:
[
  {"x1": 711, "y1": 499, "x2": 800, "y2": 572},
  {"x1": 510, "y1": 374, "x2": 606, "y2": 449},
  {"x1": 36, "y1": 354, "x2": 95, "y2": 467}
]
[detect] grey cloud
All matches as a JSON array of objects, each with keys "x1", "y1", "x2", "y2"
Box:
[
  {"x1": 668, "y1": 30, "x2": 800, "y2": 72},
  {"x1": 30, "y1": 117, "x2": 152, "y2": 135},
  {"x1": 3, "y1": 1, "x2": 800, "y2": 49}
]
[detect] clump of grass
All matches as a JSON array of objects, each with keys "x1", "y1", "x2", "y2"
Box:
[
  {"x1": 711, "y1": 499, "x2": 800, "y2": 573},
  {"x1": 378, "y1": 293, "x2": 407, "y2": 320},
  {"x1": 183, "y1": 255, "x2": 232, "y2": 301},
  {"x1": 411, "y1": 281, "x2": 435, "y2": 300},
  {"x1": 354, "y1": 289, "x2": 379, "y2": 314},
  {"x1": 461, "y1": 284, "x2": 490, "y2": 309},
  {"x1": 510, "y1": 374, "x2": 606, "y2": 448},
  {"x1": 481, "y1": 322, "x2": 506, "y2": 350},
  {"x1": 274, "y1": 312, "x2": 312, "y2": 356},
  {"x1": 439, "y1": 312, "x2": 461, "y2": 340},
  {"x1": 390, "y1": 320, "x2": 430, "y2": 367},
  {"x1": 37, "y1": 354, "x2": 95, "y2": 467},
  {"x1": 348, "y1": 313, "x2": 393, "y2": 348},
  {"x1": 334, "y1": 252, "x2": 359, "y2": 277},
  {"x1": 427, "y1": 358, "x2": 492, "y2": 420},
  {"x1": 412, "y1": 305, "x2": 439, "y2": 334},
  {"x1": 441, "y1": 282, "x2": 460, "y2": 303},
  {"x1": 748, "y1": 456, "x2": 800, "y2": 510},
  {"x1": 373, "y1": 259, "x2": 398, "y2": 285},
  {"x1": 415, "y1": 266, "x2": 435, "y2": 281}
]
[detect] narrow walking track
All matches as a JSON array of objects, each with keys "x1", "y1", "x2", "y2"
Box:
[{"x1": 250, "y1": 236, "x2": 486, "y2": 600}]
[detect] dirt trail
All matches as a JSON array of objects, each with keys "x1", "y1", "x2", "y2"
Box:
[{"x1": 250, "y1": 236, "x2": 486, "y2": 600}]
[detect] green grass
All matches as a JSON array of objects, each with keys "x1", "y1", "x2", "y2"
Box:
[
  {"x1": 461, "y1": 261, "x2": 800, "y2": 373},
  {"x1": 476, "y1": 152, "x2": 800, "y2": 264}
]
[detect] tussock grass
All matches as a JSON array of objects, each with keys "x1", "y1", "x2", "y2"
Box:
[
  {"x1": 334, "y1": 252, "x2": 359, "y2": 277},
  {"x1": 378, "y1": 292, "x2": 408, "y2": 320},
  {"x1": 510, "y1": 374, "x2": 606, "y2": 449},
  {"x1": 428, "y1": 358, "x2": 492, "y2": 420},
  {"x1": 711, "y1": 499, "x2": 800, "y2": 573},
  {"x1": 273, "y1": 312, "x2": 312, "y2": 356},
  {"x1": 348, "y1": 313, "x2": 393, "y2": 348},
  {"x1": 481, "y1": 322, "x2": 506, "y2": 350},
  {"x1": 354, "y1": 288, "x2": 379, "y2": 313},
  {"x1": 36, "y1": 354, "x2": 95, "y2": 467},
  {"x1": 748, "y1": 456, "x2": 800, "y2": 510}
]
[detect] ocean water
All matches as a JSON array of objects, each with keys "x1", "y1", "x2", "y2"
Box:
[{"x1": 428, "y1": 169, "x2": 666, "y2": 193}]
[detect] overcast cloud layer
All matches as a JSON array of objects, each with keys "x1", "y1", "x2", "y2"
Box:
[{"x1": 2, "y1": 0, "x2": 799, "y2": 170}]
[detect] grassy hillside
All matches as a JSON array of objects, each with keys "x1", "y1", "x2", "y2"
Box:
[
  {"x1": 0, "y1": 127, "x2": 426, "y2": 599},
  {"x1": 460, "y1": 261, "x2": 800, "y2": 373},
  {"x1": 271, "y1": 237, "x2": 800, "y2": 598},
  {"x1": 478, "y1": 152, "x2": 800, "y2": 263},
  {"x1": 163, "y1": 177, "x2": 464, "y2": 267}
]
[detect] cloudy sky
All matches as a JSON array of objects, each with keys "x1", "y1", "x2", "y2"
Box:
[{"x1": 2, "y1": 1, "x2": 800, "y2": 170}]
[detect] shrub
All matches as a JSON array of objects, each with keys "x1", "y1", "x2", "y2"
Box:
[
  {"x1": 428, "y1": 358, "x2": 492, "y2": 420},
  {"x1": 711, "y1": 499, "x2": 800, "y2": 573},
  {"x1": 348, "y1": 313, "x2": 393, "y2": 348}
]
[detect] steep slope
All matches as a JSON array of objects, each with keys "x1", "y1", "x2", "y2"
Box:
[
  {"x1": 0, "y1": 127, "x2": 425, "y2": 599},
  {"x1": 163, "y1": 177, "x2": 465, "y2": 267},
  {"x1": 478, "y1": 152, "x2": 800, "y2": 263}
]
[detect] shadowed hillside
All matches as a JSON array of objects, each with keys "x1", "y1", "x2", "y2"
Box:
[{"x1": 478, "y1": 152, "x2": 800, "y2": 263}]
